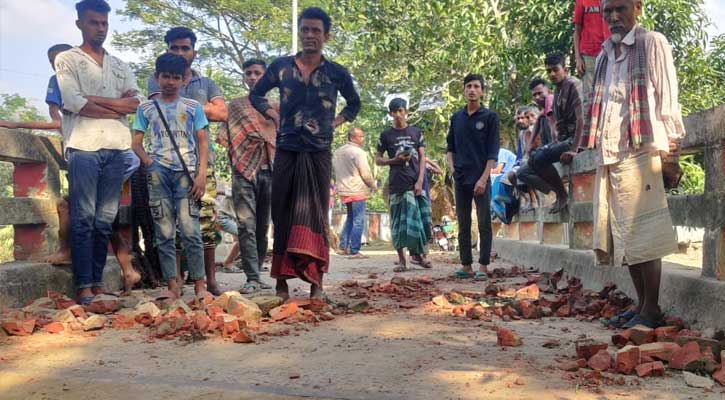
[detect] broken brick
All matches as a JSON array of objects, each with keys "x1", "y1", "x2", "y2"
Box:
[
  {"x1": 556, "y1": 303, "x2": 571, "y2": 317},
  {"x1": 155, "y1": 316, "x2": 186, "y2": 337},
  {"x1": 615, "y1": 345, "x2": 641, "y2": 375},
  {"x1": 515, "y1": 284, "x2": 540, "y2": 300},
  {"x1": 629, "y1": 325, "x2": 655, "y2": 345},
  {"x1": 135, "y1": 313, "x2": 154, "y2": 326},
  {"x1": 85, "y1": 294, "x2": 121, "y2": 314},
  {"x1": 639, "y1": 342, "x2": 681, "y2": 363},
  {"x1": 2, "y1": 318, "x2": 36, "y2": 336},
  {"x1": 560, "y1": 360, "x2": 581, "y2": 372},
  {"x1": 612, "y1": 329, "x2": 631, "y2": 347},
  {"x1": 68, "y1": 305, "x2": 88, "y2": 320},
  {"x1": 451, "y1": 306, "x2": 465, "y2": 316},
  {"x1": 226, "y1": 296, "x2": 262, "y2": 328},
  {"x1": 635, "y1": 361, "x2": 665, "y2": 378},
  {"x1": 519, "y1": 300, "x2": 541, "y2": 319},
  {"x1": 465, "y1": 305, "x2": 487, "y2": 320},
  {"x1": 191, "y1": 312, "x2": 212, "y2": 331},
  {"x1": 576, "y1": 339, "x2": 609, "y2": 360},
  {"x1": 670, "y1": 341, "x2": 702, "y2": 370},
  {"x1": 432, "y1": 295, "x2": 452, "y2": 308},
  {"x1": 205, "y1": 305, "x2": 224, "y2": 319},
  {"x1": 496, "y1": 327, "x2": 523, "y2": 347},
  {"x1": 216, "y1": 315, "x2": 240, "y2": 337},
  {"x1": 232, "y1": 329, "x2": 256, "y2": 343},
  {"x1": 587, "y1": 349, "x2": 613, "y2": 372},
  {"x1": 45, "y1": 321, "x2": 64, "y2": 334},
  {"x1": 111, "y1": 315, "x2": 136, "y2": 330},
  {"x1": 712, "y1": 367, "x2": 725, "y2": 386},
  {"x1": 655, "y1": 326, "x2": 681, "y2": 342},
  {"x1": 82, "y1": 314, "x2": 107, "y2": 331}
]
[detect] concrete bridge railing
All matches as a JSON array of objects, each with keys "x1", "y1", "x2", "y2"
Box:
[{"x1": 493, "y1": 104, "x2": 725, "y2": 281}]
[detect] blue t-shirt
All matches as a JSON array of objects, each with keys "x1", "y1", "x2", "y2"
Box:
[
  {"x1": 496, "y1": 148, "x2": 517, "y2": 175},
  {"x1": 46, "y1": 75, "x2": 62, "y2": 108},
  {"x1": 132, "y1": 98, "x2": 209, "y2": 172}
]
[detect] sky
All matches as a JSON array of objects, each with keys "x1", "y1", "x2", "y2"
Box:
[{"x1": 1, "y1": 0, "x2": 724, "y2": 114}]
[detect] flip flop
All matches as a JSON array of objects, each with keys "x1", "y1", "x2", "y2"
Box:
[
  {"x1": 474, "y1": 271, "x2": 488, "y2": 281},
  {"x1": 78, "y1": 296, "x2": 95, "y2": 305},
  {"x1": 452, "y1": 269, "x2": 474, "y2": 279},
  {"x1": 240, "y1": 281, "x2": 260, "y2": 294},
  {"x1": 608, "y1": 310, "x2": 637, "y2": 328},
  {"x1": 622, "y1": 314, "x2": 662, "y2": 329}
]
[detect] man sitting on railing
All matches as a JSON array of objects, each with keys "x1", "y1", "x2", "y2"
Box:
[{"x1": 577, "y1": 0, "x2": 686, "y2": 329}]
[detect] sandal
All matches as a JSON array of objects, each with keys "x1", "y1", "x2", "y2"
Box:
[
  {"x1": 474, "y1": 271, "x2": 488, "y2": 281},
  {"x1": 622, "y1": 314, "x2": 663, "y2": 329},
  {"x1": 411, "y1": 256, "x2": 432, "y2": 269},
  {"x1": 347, "y1": 252, "x2": 369, "y2": 259},
  {"x1": 78, "y1": 296, "x2": 95, "y2": 305},
  {"x1": 221, "y1": 265, "x2": 244, "y2": 273},
  {"x1": 240, "y1": 281, "x2": 261, "y2": 294},
  {"x1": 452, "y1": 269, "x2": 474, "y2": 279},
  {"x1": 608, "y1": 310, "x2": 637, "y2": 328}
]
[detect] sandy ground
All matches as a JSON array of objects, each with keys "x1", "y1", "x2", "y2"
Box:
[{"x1": 0, "y1": 244, "x2": 721, "y2": 400}]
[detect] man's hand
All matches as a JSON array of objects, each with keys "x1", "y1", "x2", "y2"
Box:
[
  {"x1": 576, "y1": 55, "x2": 585, "y2": 77},
  {"x1": 142, "y1": 157, "x2": 154, "y2": 168},
  {"x1": 266, "y1": 109, "x2": 281, "y2": 130},
  {"x1": 121, "y1": 90, "x2": 140, "y2": 98},
  {"x1": 560, "y1": 151, "x2": 577, "y2": 165},
  {"x1": 190, "y1": 173, "x2": 206, "y2": 201},
  {"x1": 0, "y1": 121, "x2": 19, "y2": 129},
  {"x1": 474, "y1": 177, "x2": 487, "y2": 196},
  {"x1": 414, "y1": 180, "x2": 423, "y2": 196},
  {"x1": 393, "y1": 154, "x2": 411, "y2": 165}
]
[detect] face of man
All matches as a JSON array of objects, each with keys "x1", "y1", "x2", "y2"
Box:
[
  {"x1": 76, "y1": 10, "x2": 108, "y2": 48},
  {"x1": 545, "y1": 63, "x2": 568, "y2": 85},
  {"x1": 168, "y1": 38, "x2": 195, "y2": 66},
  {"x1": 243, "y1": 64, "x2": 266, "y2": 90},
  {"x1": 463, "y1": 80, "x2": 484, "y2": 103},
  {"x1": 602, "y1": 0, "x2": 641, "y2": 40},
  {"x1": 299, "y1": 18, "x2": 329, "y2": 54},
  {"x1": 350, "y1": 128, "x2": 365, "y2": 146},
  {"x1": 526, "y1": 110, "x2": 538, "y2": 125},
  {"x1": 390, "y1": 108, "x2": 408, "y2": 125},
  {"x1": 531, "y1": 84, "x2": 549, "y2": 108},
  {"x1": 515, "y1": 112, "x2": 529, "y2": 129},
  {"x1": 156, "y1": 72, "x2": 184, "y2": 97}
]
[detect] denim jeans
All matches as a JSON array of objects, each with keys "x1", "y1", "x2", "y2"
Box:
[
  {"x1": 68, "y1": 149, "x2": 125, "y2": 289},
  {"x1": 454, "y1": 181, "x2": 492, "y2": 266},
  {"x1": 339, "y1": 200, "x2": 366, "y2": 254},
  {"x1": 147, "y1": 162, "x2": 205, "y2": 281},
  {"x1": 231, "y1": 169, "x2": 272, "y2": 283}
]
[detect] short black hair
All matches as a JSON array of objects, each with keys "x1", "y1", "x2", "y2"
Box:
[
  {"x1": 48, "y1": 44, "x2": 73, "y2": 56},
  {"x1": 515, "y1": 105, "x2": 529, "y2": 115},
  {"x1": 388, "y1": 98, "x2": 407, "y2": 112},
  {"x1": 75, "y1": 0, "x2": 110, "y2": 19},
  {"x1": 155, "y1": 53, "x2": 188, "y2": 77},
  {"x1": 299, "y1": 7, "x2": 331, "y2": 33},
  {"x1": 529, "y1": 78, "x2": 548, "y2": 90},
  {"x1": 164, "y1": 27, "x2": 197, "y2": 48},
  {"x1": 544, "y1": 52, "x2": 566, "y2": 67},
  {"x1": 463, "y1": 73, "x2": 485, "y2": 88},
  {"x1": 242, "y1": 58, "x2": 267, "y2": 70}
]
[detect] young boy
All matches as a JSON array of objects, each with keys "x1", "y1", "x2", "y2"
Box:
[
  {"x1": 376, "y1": 98, "x2": 432, "y2": 271},
  {"x1": 132, "y1": 53, "x2": 210, "y2": 297}
]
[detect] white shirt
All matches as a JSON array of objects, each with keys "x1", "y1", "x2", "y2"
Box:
[
  {"x1": 595, "y1": 26, "x2": 685, "y2": 165},
  {"x1": 54, "y1": 47, "x2": 142, "y2": 153}
]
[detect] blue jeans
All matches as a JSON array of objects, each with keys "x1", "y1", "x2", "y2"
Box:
[
  {"x1": 147, "y1": 163, "x2": 205, "y2": 281},
  {"x1": 339, "y1": 200, "x2": 366, "y2": 254},
  {"x1": 68, "y1": 149, "x2": 125, "y2": 289}
]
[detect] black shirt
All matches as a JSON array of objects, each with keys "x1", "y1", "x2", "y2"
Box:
[
  {"x1": 446, "y1": 105, "x2": 500, "y2": 187},
  {"x1": 377, "y1": 126, "x2": 425, "y2": 195},
  {"x1": 249, "y1": 54, "x2": 361, "y2": 152}
]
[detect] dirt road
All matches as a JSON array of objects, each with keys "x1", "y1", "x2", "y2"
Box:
[{"x1": 0, "y1": 246, "x2": 719, "y2": 400}]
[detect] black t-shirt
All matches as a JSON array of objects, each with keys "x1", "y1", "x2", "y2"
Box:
[{"x1": 377, "y1": 126, "x2": 425, "y2": 195}]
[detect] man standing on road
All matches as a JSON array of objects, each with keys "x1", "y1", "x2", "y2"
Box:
[
  {"x1": 334, "y1": 127, "x2": 377, "y2": 259},
  {"x1": 581, "y1": 0, "x2": 685, "y2": 329},
  {"x1": 148, "y1": 26, "x2": 228, "y2": 295},
  {"x1": 250, "y1": 7, "x2": 361, "y2": 303},
  {"x1": 217, "y1": 58, "x2": 276, "y2": 294},
  {"x1": 446, "y1": 74, "x2": 499, "y2": 281},
  {"x1": 55, "y1": 0, "x2": 143, "y2": 303}
]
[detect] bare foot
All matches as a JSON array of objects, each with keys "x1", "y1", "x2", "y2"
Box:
[
  {"x1": 91, "y1": 287, "x2": 105, "y2": 296},
  {"x1": 45, "y1": 249, "x2": 72, "y2": 265},
  {"x1": 310, "y1": 284, "x2": 323, "y2": 300},
  {"x1": 193, "y1": 280, "x2": 207, "y2": 296},
  {"x1": 276, "y1": 280, "x2": 290, "y2": 301},
  {"x1": 122, "y1": 269, "x2": 141, "y2": 295}
]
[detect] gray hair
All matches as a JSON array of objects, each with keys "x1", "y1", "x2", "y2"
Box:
[{"x1": 348, "y1": 126, "x2": 363, "y2": 139}]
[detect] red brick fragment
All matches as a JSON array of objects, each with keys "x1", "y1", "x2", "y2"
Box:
[
  {"x1": 612, "y1": 329, "x2": 631, "y2": 347},
  {"x1": 639, "y1": 342, "x2": 681, "y2": 363},
  {"x1": 628, "y1": 325, "x2": 655, "y2": 345},
  {"x1": 615, "y1": 345, "x2": 641, "y2": 375},
  {"x1": 451, "y1": 306, "x2": 465, "y2": 316},
  {"x1": 635, "y1": 361, "x2": 665, "y2": 378},
  {"x1": 1, "y1": 318, "x2": 36, "y2": 336},
  {"x1": 587, "y1": 349, "x2": 612, "y2": 371},
  {"x1": 111, "y1": 315, "x2": 136, "y2": 329},
  {"x1": 669, "y1": 341, "x2": 702, "y2": 370},
  {"x1": 519, "y1": 300, "x2": 541, "y2": 319},
  {"x1": 655, "y1": 326, "x2": 681, "y2": 342},
  {"x1": 232, "y1": 329, "x2": 256, "y2": 343},
  {"x1": 560, "y1": 360, "x2": 581, "y2": 371},
  {"x1": 205, "y1": 305, "x2": 224, "y2": 319},
  {"x1": 576, "y1": 339, "x2": 609, "y2": 360},
  {"x1": 45, "y1": 321, "x2": 64, "y2": 334},
  {"x1": 496, "y1": 327, "x2": 523, "y2": 347},
  {"x1": 465, "y1": 305, "x2": 487, "y2": 320},
  {"x1": 192, "y1": 313, "x2": 212, "y2": 331},
  {"x1": 269, "y1": 303, "x2": 300, "y2": 322},
  {"x1": 515, "y1": 284, "x2": 540, "y2": 300},
  {"x1": 556, "y1": 303, "x2": 571, "y2": 317},
  {"x1": 135, "y1": 313, "x2": 154, "y2": 326},
  {"x1": 712, "y1": 367, "x2": 725, "y2": 386}
]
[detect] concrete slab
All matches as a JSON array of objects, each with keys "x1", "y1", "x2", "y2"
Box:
[
  {"x1": 493, "y1": 238, "x2": 725, "y2": 330},
  {"x1": 0, "y1": 259, "x2": 122, "y2": 308}
]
